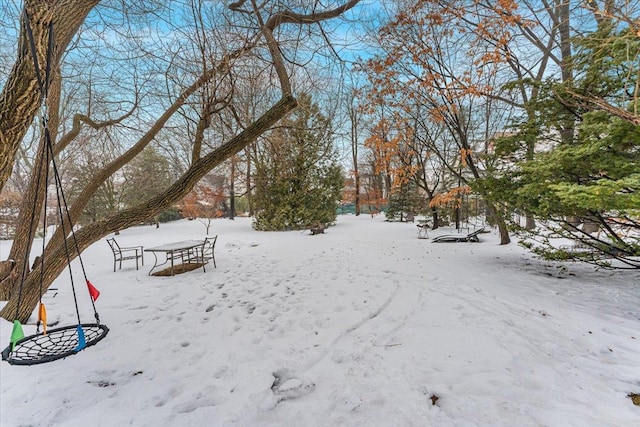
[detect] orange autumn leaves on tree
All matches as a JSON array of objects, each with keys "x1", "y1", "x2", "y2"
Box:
[
  {"x1": 357, "y1": 0, "x2": 516, "y2": 244},
  {"x1": 362, "y1": 0, "x2": 526, "y2": 117},
  {"x1": 460, "y1": 148, "x2": 474, "y2": 167},
  {"x1": 364, "y1": 117, "x2": 418, "y2": 187},
  {"x1": 180, "y1": 185, "x2": 225, "y2": 220},
  {"x1": 429, "y1": 186, "x2": 471, "y2": 209},
  {"x1": 358, "y1": 0, "x2": 516, "y2": 194}
]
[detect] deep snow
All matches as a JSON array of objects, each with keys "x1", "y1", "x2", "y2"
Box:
[{"x1": 1, "y1": 215, "x2": 640, "y2": 426}]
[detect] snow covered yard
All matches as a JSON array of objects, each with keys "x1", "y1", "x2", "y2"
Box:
[{"x1": 1, "y1": 215, "x2": 639, "y2": 426}]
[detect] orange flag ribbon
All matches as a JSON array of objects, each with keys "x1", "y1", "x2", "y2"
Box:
[{"x1": 38, "y1": 303, "x2": 47, "y2": 334}]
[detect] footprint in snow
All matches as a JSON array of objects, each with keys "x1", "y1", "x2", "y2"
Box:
[{"x1": 271, "y1": 372, "x2": 316, "y2": 402}]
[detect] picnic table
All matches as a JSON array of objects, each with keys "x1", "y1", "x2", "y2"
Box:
[{"x1": 144, "y1": 239, "x2": 204, "y2": 276}]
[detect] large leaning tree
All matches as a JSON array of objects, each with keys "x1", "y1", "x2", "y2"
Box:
[{"x1": 0, "y1": 0, "x2": 361, "y2": 323}]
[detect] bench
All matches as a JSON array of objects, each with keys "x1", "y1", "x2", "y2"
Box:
[
  {"x1": 192, "y1": 235, "x2": 217, "y2": 272},
  {"x1": 432, "y1": 227, "x2": 485, "y2": 243},
  {"x1": 106, "y1": 238, "x2": 144, "y2": 271}
]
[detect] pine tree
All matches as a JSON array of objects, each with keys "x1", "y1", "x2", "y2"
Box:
[
  {"x1": 121, "y1": 147, "x2": 175, "y2": 225},
  {"x1": 487, "y1": 25, "x2": 640, "y2": 267},
  {"x1": 253, "y1": 94, "x2": 343, "y2": 231},
  {"x1": 385, "y1": 180, "x2": 420, "y2": 222},
  {"x1": 66, "y1": 154, "x2": 119, "y2": 225}
]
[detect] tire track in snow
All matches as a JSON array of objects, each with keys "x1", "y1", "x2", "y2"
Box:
[
  {"x1": 345, "y1": 282, "x2": 400, "y2": 333},
  {"x1": 287, "y1": 271, "x2": 425, "y2": 377}
]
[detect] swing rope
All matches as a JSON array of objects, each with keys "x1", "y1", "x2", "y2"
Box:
[
  {"x1": 37, "y1": 131, "x2": 51, "y2": 334},
  {"x1": 11, "y1": 8, "x2": 55, "y2": 340},
  {"x1": 47, "y1": 132, "x2": 102, "y2": 321},
  {"x1": 2, "y1": 7, "x2": 108, "y2": 365},
  {"x1": 35, "y1": 14, "x2": 55, "y2": 335}
]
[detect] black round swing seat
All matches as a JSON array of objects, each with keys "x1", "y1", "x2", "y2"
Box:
[{"x1": 1, "y1": 323, "x2": 109, "y2": 366}]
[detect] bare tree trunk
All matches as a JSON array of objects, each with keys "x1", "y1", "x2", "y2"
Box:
[
  {"x1": 430, "y1": 206, "x2": 438, "y2": 229},
  {"x1": 485, "y1": 201, "x2": 510, "y2": 245},
  {"x1": 0, "y1": 0, "x2": 99, "y2": 194},
  {"x1": 460, "y1": 136, "x2": 511, "y2": 245},
  {"x1": 557, "y1": 0, "x2": 574, "y2": 146},
  {"x1": 354, "y1": 172, "x2": 361, "y2": 216},
  {"x1": 246, "y1": 146, "x2": 254, "y2": 216},
  {"x1": 229, "y1": 155, "x2": 236, "y2": 219},
  {"x1": 347, "y1": 88, "x2": 361, "y2": 216},
  {"x1": 0, "y1": 62, "x2": 63, "y2": 299},
  {"x1": 524, "y1": 132, "x2": 536, "y2": 230}
]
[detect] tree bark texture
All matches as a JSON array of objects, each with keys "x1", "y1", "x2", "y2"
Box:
[
  {"x1": 484, "y1": 200, "x2": 511, "y2": 245},
  {"x1": 1, "y1": 69, "x2": 63, "y2": 302},
  {"x1": 0, "y1": 0, "x2": 99, "y2": 194}
]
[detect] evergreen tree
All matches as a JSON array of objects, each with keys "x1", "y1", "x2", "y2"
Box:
[
  {"x1": 253, "y1": 94, "x2": 343, "y2": 231},
  {"x1": 67, "y1": 153, "x2": 119, "y2": 225},
  {"x1": 385, "y1": 180, "x2": 420, "y2": 222},
  {"x1": 487, "y1": 25, "x2": 640, "y2": 267},
  {"x1": 121, "y1": 147, "x2": 175, "y2": 225}
]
